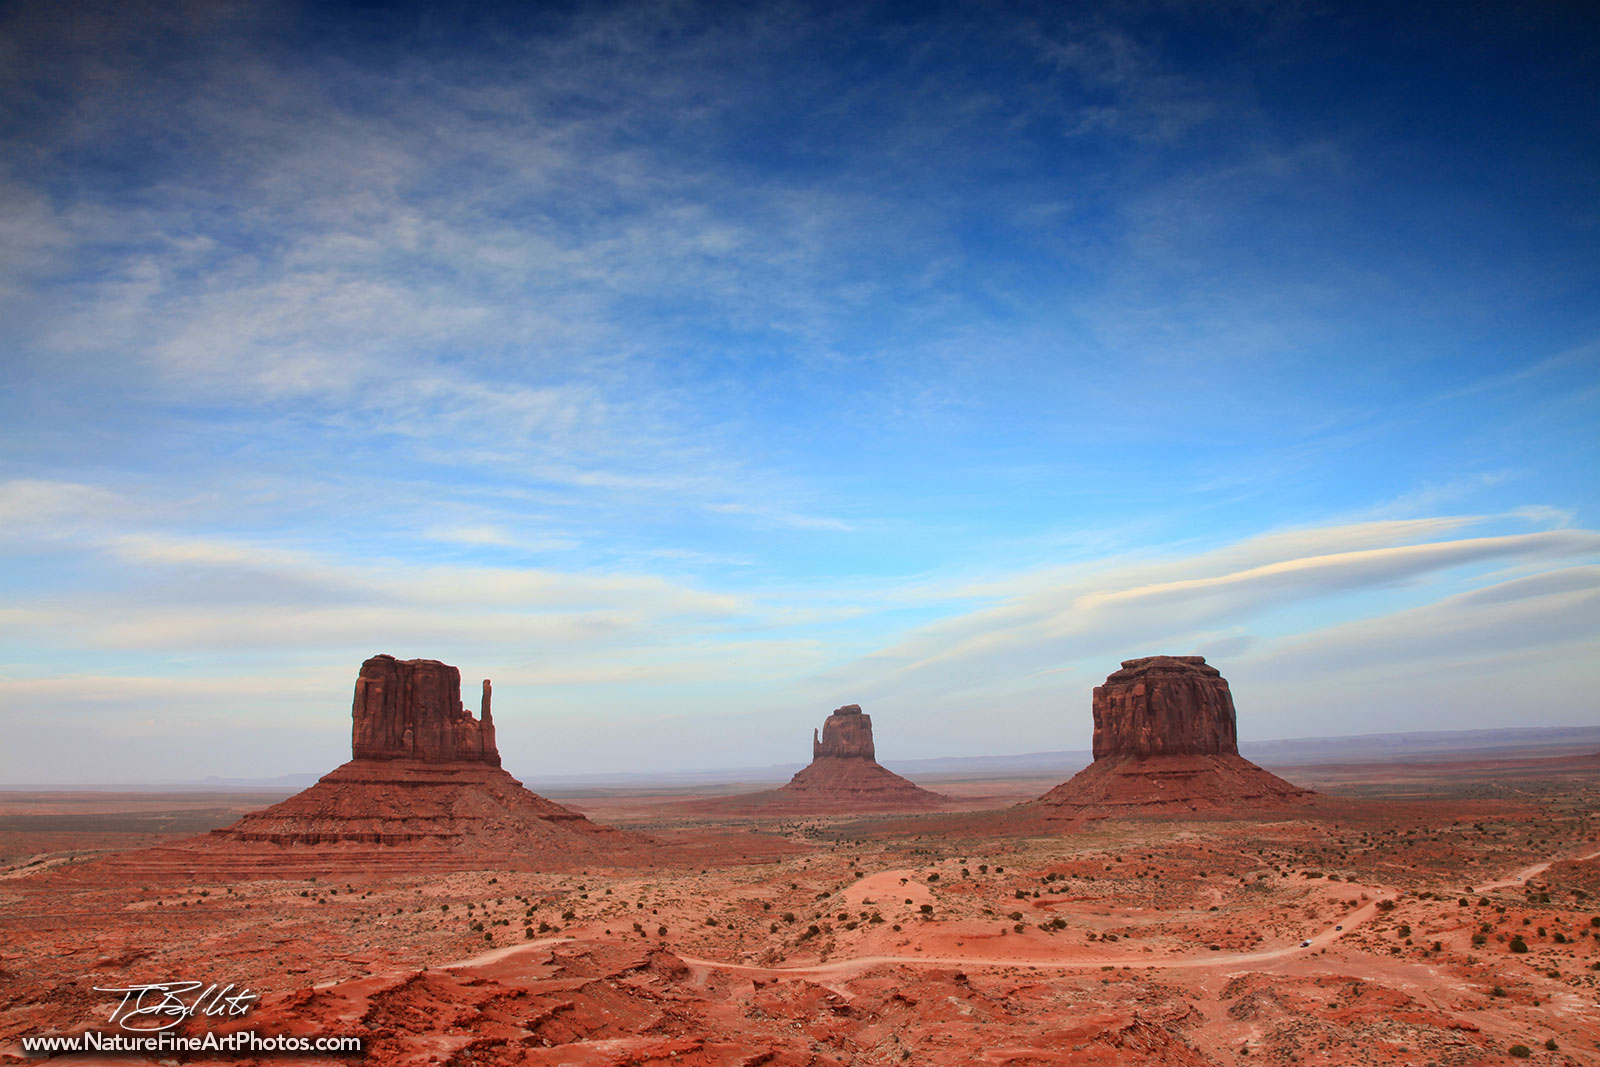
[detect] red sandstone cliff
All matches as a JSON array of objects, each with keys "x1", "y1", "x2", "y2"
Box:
[
  {"x1": 813, "y1": 704, "x2": 875, "y2": 760},
  {"x1": 351, "y1": 654, "x2": 499, "y2": 765},
  {"x1": 1092, "y1": 655, "x2": 1237, "y2": 759}
]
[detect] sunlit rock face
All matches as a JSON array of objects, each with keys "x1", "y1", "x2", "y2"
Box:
[
  {"x1": 351, "y1": 654, "x2": 500, "y2": 766},
  {"x1": 1091, "y1": 655, "x2": 1238, "y2": 760}
]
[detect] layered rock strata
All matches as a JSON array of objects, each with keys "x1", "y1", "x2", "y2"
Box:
[{"x1": 1038, "y1": 656, "x2": 1311, "y2": 817}]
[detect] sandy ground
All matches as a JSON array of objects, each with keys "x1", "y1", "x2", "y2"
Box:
[{"x1": 0, "y1": 757, "x2": 1596, "y2": 1066}]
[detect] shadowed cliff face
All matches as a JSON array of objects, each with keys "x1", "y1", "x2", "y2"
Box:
[
  {"x1": 350, "y1": 654, "x2": 500, "y2": 765},
  {"x1": 1091, "y1": 655, "x2": 1238, "y2": 760},
  {"x1": 812, "y1": 704, "x2": 876, "y2": 760}
]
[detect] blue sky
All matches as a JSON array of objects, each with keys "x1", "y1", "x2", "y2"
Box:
[{"x1": 1, "y1": 0, "x2": 1596, "y2": 783}]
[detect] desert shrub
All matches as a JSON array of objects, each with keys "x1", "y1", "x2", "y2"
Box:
[
  {"x1": 1545, "y1": 1038, "x2": 1558, "y2": 1050},
  {"x1": 1507, "y1": 1044, "x2": 1530, "y2": 1058},
  {"x1": 1509, "y1": 937, "x2": 1528, "y2": 953}
]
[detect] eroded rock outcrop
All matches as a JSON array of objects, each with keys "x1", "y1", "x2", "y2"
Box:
[
  {"x1": 1092, "y1": 656, "x2": 1237, "y2": 759},
  {"x1": 198, "y1": 654, "x2": 637, "y2": 865},
  {"x1": 813, "y1": 704, "x2": 875, "y2": 760},
  {"x1": 1038, "y1": 655, "x2": 1312, "y2": 818},
  {"x1": 351, "y1": 654, "x2": 499, "y2": 765}
]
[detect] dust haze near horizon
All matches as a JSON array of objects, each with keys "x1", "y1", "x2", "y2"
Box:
[{"x1": 1, "y1": 1, "x2": 1597, "y2": 785}]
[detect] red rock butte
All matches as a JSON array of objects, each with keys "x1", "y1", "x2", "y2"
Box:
[
  {"x1": 686, "y1": 704, "x2": 947, "y2": 814},
  {"x1": 106, "y1": 656, "x2": 639, "y2": 876},
  {"x1": 351, "y1": 654, "x2": 500, "y2": 765},
  {"x1": 1037, "y1": 655, "x2": 1312, "y2": 817}
]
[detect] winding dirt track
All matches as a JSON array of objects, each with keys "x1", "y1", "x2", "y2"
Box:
[
  {"x1": 435, "y1": 846, "x2": 1599, "y2": 981},
  {"x1": 662, "y1": 847, "x2": 1600, "y2": 981}
]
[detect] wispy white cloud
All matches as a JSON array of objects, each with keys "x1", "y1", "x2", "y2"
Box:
[
  {"x1": 423, "y1": 525, "x2": 578, "y2": 552},
  {"x1": 815, "y1": 518, "x2": 1600, "y2": 707},
  {"x1": 705, "y1": 502, "x2": 854, "y2": 531},
  {"x1": 3, "y1": 3, "x2": 1597, "y2": 781}
]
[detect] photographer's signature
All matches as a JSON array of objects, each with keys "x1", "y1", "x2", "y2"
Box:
[{"x1": 92, "y1": 981, "x2": 259, "y2": 1032}]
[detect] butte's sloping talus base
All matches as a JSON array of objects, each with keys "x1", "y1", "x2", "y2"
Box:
[
  {"x1": 100, "y1": 655, "x2": 639, "y2": 876},
  {"x1": 686, "y1": 704, "x2": 948, "y2": 814},
  {"x1": 1036, "y1": 656, "x2": 1311, "y2": 818}
]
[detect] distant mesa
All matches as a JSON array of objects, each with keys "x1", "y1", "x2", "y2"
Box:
[
  {"x1": 684, "y1": 704, "x2": 947, "y2": 814},
  {"x1": 1035, "y1": 656, "x2": 1312, "y2": 817}
]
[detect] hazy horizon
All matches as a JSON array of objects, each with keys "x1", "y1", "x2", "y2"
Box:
[{"x1": 2, "y1": 1, "x2": 1597, "y2": 783}]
